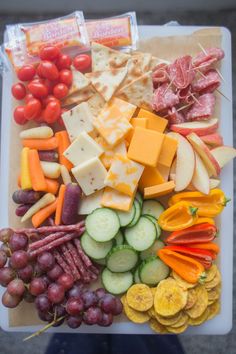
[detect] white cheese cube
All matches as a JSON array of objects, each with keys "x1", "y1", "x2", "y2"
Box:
[
  {"x1": 78, "y1": 190, "x2": 103, "y2": 215},
  {"x1": 62, "y1": 102, "x2": 94, "y2": 142},
  {"x1": 63, "y1": 132, "x2": 104, "y2": 166},
  {"x1": 72, "y1": 157, "x2": 107, "y2": 196}
]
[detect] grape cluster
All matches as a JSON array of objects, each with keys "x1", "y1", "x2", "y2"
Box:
[{"x1": 0, "y1": 228, "x2": 123, "y2": 329}]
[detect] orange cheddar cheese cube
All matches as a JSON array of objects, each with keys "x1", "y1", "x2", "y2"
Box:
[
  {"x1": 158, "y1": 135, "x2": 178, "y2": 167},
  {"x1": 126, "y1": 118, "x2": 148, "y2": 144},
  {"x1": 156, "y1": 163, "x2": 170, "y2": 181},
  {"x1": 138, "y1": 166, "x2": 164, "y2": 192},
  {"x1": 144, "y1": 181, "x2": 175, "y2": 199},
  {"x1": 101, "y1": 187, "x2": 135, "y2": 211},
  {"x1": 137, "y1": 109, "x2": 168, "y2": 133},
  {"x1": 128, "y1": 127, "x2": 165, "y2": 167}
]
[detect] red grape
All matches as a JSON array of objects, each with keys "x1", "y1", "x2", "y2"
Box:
[
  {"x1": 0, "y1": 267, "x2": 15, "y2": 286},
  {"x1": 66, "y1": 297, "x2": 84, "y2": 316},
  {"x1": 0, "y1": 228, "x2": 13, "y2": 243},
  {"x1": 52, "y1": 318, "x2": 64, "y2": 327},
  {"x1": 33, "y1": 263, "x2": 44, "y2": 277},
  {"x1": 35, "y1": 294, "x2": 52, "y2": 313},
  {"x1": 9, "y1": 233, "x2": 28, "y2": 251},
  {"x1": 99, "y1": 294, "x2": 116, "y2": 314},
  {"x1": 10, "y1": 250, "x2": 28, "y2": 269},
  {"x1": 112, "y1": 298, "x2": 123, "y2": 316},
  {"x1": 0, "y1": 243, "x2": 11, "y2": 257},
  {"x1": 38, "y1": 310, "x2": 53, "y2": 322},
  {"x1": 67, "y1": 315, "x2": 83, "y2": 329},
  {"x1": 95, "y1": 288, "x2": 106, "y2": 300},
  {"x1": 98, "y1": 312, "x2": 113, "y2": 327},
  {"x1": 0, "y1": 250, "x2": 7, "y2": 268},
  {"x1": 53, "y1": 304, "x2": 67, "y2": 318},
  {"x1": 7, "y1": 279, "x2": 25, "y2": 297},
  {"x1": 81, "y1": 291, "x2": 98, "y2": 309},
  {"x1": 47, "y1": 264, "x2": 63, "y2": 281},
  {"x1": 2, "y1": 290, "x2": 21, "y2": 308},
  {"x1": 47, "y1": 283, "x2": 65, "y2": 304},
  {"x1": 83, "y1": 307, "x2": 102, "y2": 325},
  {"x1": 57, "y1": 273, "x2": 74, "y2": 291},
  {"x1": 67, "y1": 283, "x2": 85, "y2": 299},
  {"x1": 29, "y1": 277, "x2": 47, "y2": 296},
  {"x1": 41, "y1": 274, "x2": 51, "y2": 287},
  {"x1": 17, "y1": 264, "x2": 33, "y2": 283},
  {"x1": 37, "y1": 252, "x2": 55, "y2": 271},
  {"x1": 23, "y1": 289, "x2": 35, "y2": 303}
]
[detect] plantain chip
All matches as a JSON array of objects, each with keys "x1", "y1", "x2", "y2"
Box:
[
  {"x1": 204, "y1": 270, "x2": 221, "y2": 290},
  {"x1": 154, "y1": 278, "x2": 188, "y2": 317},
  {"x1": 149, "y1": 318, "x2": 168, "y2": 334},
  {"x1": 188, "y1": 308, "x2": 210, "y2": 326},
  {"x1": 205, "y1": 264, "x2": 218, "y2": 283},
  {"x1": 148, "y1": 306, "x2": 156, "y2": 319},
  {"x1": 185, "y1": 288, "x2": 197, "y2": 310},
  {"x1": 171, "y1": 271, "x2": 196, "y2": 289},
  {"x1": 207, "y1": 285, "x2": 221, "y2": 303},
  {"x1": 169, "y1": 312, "x2": 189, "y2": 328},
  {"x1": 126, "y1": 284, "x2": 153, "y2": 312},
  {"x1": 186, "y1": 285, "x2": 208, "y2": 319},
  {"x1": 166, "y1": 323, "x2": 188, "y2": 334},
  {"x1": 207, "y1": 300, "x2": 220, "y2": 320},
  {"x1": 122, "y1": 295, "x2": 150, "y2": 323},
  {"x1": 155, "y1": 311, "x2": 182, "y2": 326}
]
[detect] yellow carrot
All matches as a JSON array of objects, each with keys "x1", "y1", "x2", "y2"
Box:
[
  {"x1": 28, "y1": 149, "x2": 47, "y2": 191},
  {"x1": 32, "y1": 199, "x2": 58, "y2": 228},
  {"x1": 55, "y1": 185, "x2": 66, "y2": 225},
  {"x1": 20, "y1": 147, "x2": 32, "y2": 190}
]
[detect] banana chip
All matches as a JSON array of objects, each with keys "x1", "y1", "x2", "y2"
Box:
[
  {"x1": 154, "y1": 278, "x2": 188, "y2": 317},
  {"x1": 205, "y1": 270, "x2": 221, "y2": 290},
  {"x1": 207, "y1": 285, "x2": 221, "y2": 303},
  {"x1": 207, "y1": 301, "x2": 220, "y2": 320},
  {"x1": 127, "y1": 284, "x2": 153, "y2": 312},
  {"x1": 123, "y1": 295, "x2": 150, "y2": 323},
  {"x1": 148, "y1": 306, "x2": 156, "y2": 319},
  {"x1": 188, "y1": 308, "x2": 210, "y2": 326},
  {"x1": 171, "y1": 271, "x2": 196, "y2": 289},
  {"x1": 149, "y1": 318, "x2": 168, "y2": 334},
  {"x1": 166, "y1": 323, "x2": 188, "y2": 334},
  {"x1": 186, "y1": 285, "x2": 208, "y2": 319},
  {"x1": 205, "y1": 264, "x2": 218, "y2": 283},
  {"x1": 185, "y1": 288, "x2": 197, "y2": 310},
  {"x1": 155, "y1": 311, "x2": 182, "y2": 326},
  {"x1": 170, "y1": 312, "x2": 189, "y2": 328}
]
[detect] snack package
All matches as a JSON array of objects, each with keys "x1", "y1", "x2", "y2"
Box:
[{"x1": 85, "y1": 12, "x2": 139, "y2": 50}]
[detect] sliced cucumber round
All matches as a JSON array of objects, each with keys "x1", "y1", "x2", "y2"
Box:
[
  {"x1": 140, "y1": 240, "x2": 165, "y2": 260},
  {"x1": 102, "y1": 268, "x2": 133, "y2": 295},
  {"x1": 134, "y1": 267, "x2": 142, "y2": 284},
  {"x1": 127, "y1": 200, "x2": 141, "y2": 228},
  {"x1": 124, "y1": 216, "x2": 156, "y2": 251},
  {"x1": 106, "y1": 245, "x2": 138, "y2": 272},
  {"x1": 114, "y1": 230, "x2": 124, "y2": 246},
  {"x1": 142, "y1": 200, "x2": 165, "y2": 219},
  {"x1": 139, "y1": 256, "x2": 170, "y2": 286},
  {"x1": 81, "y1": 232, "x2": 113, "y2": 260},
  {"x1": 85, "y1": 208, "x2": 120, "y2": 242},
  {"x1": 143, "y1": 214, "x2": 161, "y2": 238},
  {"x1": 135, "y1": 191, "x2": 143, "y2": 207},
  {"x1": 116, "y1": 204, "x2": 136, "y2": 227}
]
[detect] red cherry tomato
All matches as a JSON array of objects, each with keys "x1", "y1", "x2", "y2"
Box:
[
  {"x1": 14, "y1": 106, "x2": 27, "y2": 125},
  {"x1": 37, "y1": 61, "x2": 59, "y2": 81},
  {"x1": 59, "y1": 69, "x2": 72, "y2": 87},
  {"x1": 43, "y1": 79, "x2": 58, "y2": 95},
  {"x1": 24, "y1": 98, "x2": 42, "y2": 120},
  {"x1": 17, "y1": 65, "x2": 36, "y2": 81},
  {"x1": 39, "y1": 45, "x2": 60, "y2": 61},
  {"x1": 42, "y1": 95, "x2": 60, "y2": 107},
  {"x1": 11, "y1": 83, "x2": 26, "y2": 100},
  {"x1": 73, "y1": 54, "x2": 91, "y2": 72},
  {"x1": 56, "y1": 54, "x2": 72, "y2": 70},
  {"x1": 43, "y1": 101, "x2": 61, "y2": 124},
  {"x1": 24, "y1": 93, "x2": 34, "y2": 103},
  {"x1": 28, "y1": 80, "x2": 48, "y2": 98},
  {"x1": 53, "y1": 83, "x2": 69, "y2": 99}
]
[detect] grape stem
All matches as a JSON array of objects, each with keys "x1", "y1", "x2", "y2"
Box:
[{"x1": 23, "y1": 316, "x2": 65, "y2": 341}]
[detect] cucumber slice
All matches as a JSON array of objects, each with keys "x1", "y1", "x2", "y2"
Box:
[
  {"x1": 124, "y1": 216, "x2": 156, "y2": 251},
  {"x1": 116, "y1": 204, "x2": 136, "y2": 227},
  {"x1": 106, "y1": 245, "x2": 138, "y2": 272},
  {"x1": 143, "y1": 214, "x2": 161, "y2": 238},
  {"x1": 127, "y1": 200, "x2": 141, "y2": 228},
  {"x1": 114, "y1": 230, "x2": 124, "y2": 246},
  {"x1": 135, "y1": 191, "x2": 143, "y2": 207},
  {"x1": 139, "y1": 256, "x2": 170, "y2": 286},
  {"x1": 140, "y1": 240, "x2": 165, "y2": 260},
  {"x1": 85, "y1": 208, "x2": 120, "y2": 242},
  {"x1": 93, "y1": 258, "x2": 106, "y2": 266},
  {"x1": 142, "y1": 200, "x2": 165, "y2": 219},
  {"x1": 81, "y1": 232, "x2": 113, "y2": 260},
  {"x1": 134, "y1": 267, "x2": 142, "y2": 284},
  {"x1": 102, "y1": 268, "x2": 133, "y2": 295}
]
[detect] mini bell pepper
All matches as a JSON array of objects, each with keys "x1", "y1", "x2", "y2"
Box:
[
  {"x1": 20, "y1": 147, "x2": 32, "y2": 190},
  {"x1": 194, "y1": 217, "x2": 215, "y2": 226},
  {"x1": 168, "y1": 189, "x2": 230, "y2": 217},
  {"x1": 165, "y1": 223, "x2": 217, "y2": 245},
  {"x1": 189, "y1": 242, "x2": 220, "y2": 257},
  {"x1": 158, "y1": 201, "x2": 198, "y2": 231},
  {"x1": 158, "y1": 248, "x2": 206, "y2": 283}
]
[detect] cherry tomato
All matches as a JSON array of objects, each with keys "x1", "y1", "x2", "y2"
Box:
[
  {"x1": 24, "y1": 93, "x2": 34, "y2": 103},
  {"x1": 59, "y1": 69, "x2": 72, "y2": 87},
  {"x1": 43, "y1": 101, "x2": 61, "y2": 124},
  {"x1": 14, "y1": 106, "x2": 27, "y2": 125},
  {"x1": 37, "y1": 61, "x2": 59, "y2": 81},
  {"x1": 24, "y1": 98, "x2": 42, "y2": 120},
  {"x1": 28, "y1": 80, "x2": 48, "y2": 98},
  {"x1": 39, "y1": 45, "x2": 60, "y2": 61},
  {"x1": 56, "y1": 54, "x2": 72, "y2": 70},
  {"x1": 53, "y1": 83, "x2": 69, "y2": 99},
  {"x1": 42, "y1": 95, "x2": 60, "y2": 107},
  {"x1": 43, "y1": 79, "x2": 58, "y2": 95},
  {"x1": 73, "y1": 54, "x2": 91, "y2": 72},
  {"x1": 17, "y1": 65, "x2": 36, "y2": 81},
  {"x1": 11, "y1": 83, "x2": 26, "y2": 100}
]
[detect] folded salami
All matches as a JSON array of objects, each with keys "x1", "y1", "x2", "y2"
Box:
[
  {"x1": 152, "y1": 63, "x2": 169, "y2": 87},
  {"x1": 152, "y1": 83, "x2": 179, "y2": 112},
  {"x1": 193, "y1": 47, "x2": 224, "y2": 73},
  {"x1": 186, "y1": 93, "x2": 216, "y2": 121},
  {"x1": 168, "y1": 107, "x2": 185, "y2": 125},
  {"x1": 168, "y1": 55, "x2": 195, "y2": 89},
  {"x1": 192, "y1": 69, "x2": 220, "y2": 94}
]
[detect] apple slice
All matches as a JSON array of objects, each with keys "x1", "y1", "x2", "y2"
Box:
[
  {"x1": 211, "y1": 146, "x2": 236, "y2": 168},
  {"x1": 200, "y1": 133, "x2": 223, "y2": 147},
  {"x1": 191, "y1": 152, "x2": 210, "y2": 194},
  {"x1": 167, "y1": 132, "x2": 195, "y2": 191},
  {"x1": 170, "y1": 118, "x2": 218, "y2": 136},
  {"x1": 187, "y1": 132, "x2": 221, "y2": 177},
  {"x1": 209, "y1": 178, "x2": 220, "y2": 189}
]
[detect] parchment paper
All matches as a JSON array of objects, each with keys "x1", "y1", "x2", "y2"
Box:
[{"x1": 8, "y1": 27, "x2": 222, "y2": 327}]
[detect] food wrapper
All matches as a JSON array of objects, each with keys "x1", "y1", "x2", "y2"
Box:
[{"x1": 85, "y1": 12, "x2": 138, "y2": 50}]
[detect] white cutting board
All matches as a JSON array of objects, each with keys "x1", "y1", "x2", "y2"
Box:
[{"x1": 0, "y1": 25, "x2": 233, "y2": 335}]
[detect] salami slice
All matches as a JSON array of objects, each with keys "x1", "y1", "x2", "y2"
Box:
[
  {"x1": 177, "y1": 85, "x2": 195, "y2": 104},
  {"x1": 186, "y1": 93, "x2": 216, "y2": 121},
  {"x1": 193, "y1": 48, "x2": 224, "y2": 73},
  {"x1": 192, "y1": 70, "x2": 220, "y2": 94},
  {"x1": 168, "y1": 107, "x2": 186, "y2": 125},
  {"x1": 152, "y1": 63, "x2": 169, "y2": 87},
  {"x1": 152, "y1": 83, "x2": 179, "y2": 112},
  {"x1": 168, "y1": 55, "x2": 195, "y2": 89}
]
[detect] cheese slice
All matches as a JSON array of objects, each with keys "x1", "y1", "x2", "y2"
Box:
[
  {"x1": 144, "y1": 181, "x2": 175, "y2": 199},
  {"x1": 63, "y1": 132, "x2": 104, "y2": 166},
  {"x1": 72, "y1": 157, "x2": 107, "y2": 196},
  {"x1": 101, "y1": 187, "x2": 134, "y2": 211},
  {"x1": 139, "y1": 166, "x2": 165, "y2": 193},
  {"x1": 96, "y1": 136, "x2": 127, "y2": 169},
  {"x1": 137, "y1": 109, "x2": 168, "y2": 133},
  {"x1": 78, "y1": 190, "x2": 103, "y2": 215},
  {"x1": 104, "y1": 154, "x2": 144, "y2": 197},
  {"x1": 62, "y1": 102, "x2": 94, "y2": 142}
]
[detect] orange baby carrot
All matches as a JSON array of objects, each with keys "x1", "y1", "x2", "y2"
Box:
[
  {"x1": 55, "y1": 131, "x2": 73, "y2": 171},
  {"x1": 32, "y1": 199, "x2": 58, "y2": 228},
  {"x1": 44, "y1": 178, "x2": 59, "y2": 195},
  {"x1": 22, "y1": 137, "x2": 58, "y2": 150},
  {"x1": 28, "y1": 149, "x2": 47, "y2": 191},
  {"x1": 55, "y1": 184, "x2": 66, "y2": 225}
]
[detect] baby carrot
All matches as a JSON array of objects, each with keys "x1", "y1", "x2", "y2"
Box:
[
  {"x1": 55, "y1": 131, "x2": 73, "y2": 171},
  {"x1": 32, "y1": 199, "x2": 58, "y2": 228},
  {"x1": 55, "y1": 184, "x2": 66, "y2": 225},
  {"x1": 17, "y1": 176, "x2": 59, "y2": 195},
  {"x1": 28, "y1": 149, "x2": 47, "y2": 191},
  {"x1": 22, "y1": 137, "x2": 58, "y2": 150}
]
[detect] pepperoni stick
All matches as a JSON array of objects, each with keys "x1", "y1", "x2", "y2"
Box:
[
  {"x1": 53, "y1": 250, "x2": 71, "y2": 275},
  {"x1": 89, "y1": 264, "x2": 100, "y2": 275},
  {"x1": 14, "y1": 221, "x2": 85, "y2": 236},
  {"x1": 66, "y1": 242, "x2": 89, "y2": 280},
  {"x1": 60, "y1": 244, "x2": 80, "y2": 280},
  {"x1": 73, "y1": 239, "x2": 92, "y2": 267},
  {"x1": 29, "y1": 232, "x2": 66, "y2": 251}
]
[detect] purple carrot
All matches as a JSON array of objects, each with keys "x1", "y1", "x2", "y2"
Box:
[
  {"x1": 61, "y1": 184, "x2": 82, "y2": 225},
  {"x1": 73, "y1": 239, "x2": 92, "y2": 267},
  {"x1": 38, "y1": 150, "x2": 59, "y2": 162}
]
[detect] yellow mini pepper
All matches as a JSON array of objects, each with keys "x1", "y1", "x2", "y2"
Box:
[
  {"x1": 158, "y1": 201, "x2": 198, "y2": 231},
  {"x1": 194, "y1": 217, "x2": 215, "y2": 226},
  {"x1": 20, "y1": 147, "x2": 32, "y2": 190},
  {"x1": 168, "y1": 189, "x2": 230, "y2": 218}
]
